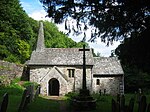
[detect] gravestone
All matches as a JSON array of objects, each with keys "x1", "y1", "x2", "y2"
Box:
[
  {"x1": 112, "y1": 98, "x2": 119, "y2": 112},
  {"x1": 128, "y1": 98, "x2": 134, "y2": 112},
  {"x1": 0, "y1": 93, "x2": 8, "y2": 112},
  {"x1": 26, "y1": 85, "x2": 34, "y2": 102},
  {"x1": 120, "y1": 95, "x2": 125, "y2": 112},
  {"x1": 112, "y1": 99, "x2": 117, "y2": 112},
  {"x1": 18, "y1": 89, "x2": 28, "y2": 112},
  {"x1": 72, "y1": 45, "x2": 96, "y2": 111},
  {"x1": 138, "y1": 95, "x2": 147, "y2": 112}
]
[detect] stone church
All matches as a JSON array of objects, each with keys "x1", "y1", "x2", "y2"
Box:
[{"x1": 27, "y1": 22, "x2": 124, "y2": 96}]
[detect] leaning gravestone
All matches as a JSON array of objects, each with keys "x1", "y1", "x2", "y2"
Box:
[
  {"x1": 0, "y1": 93, "x2": 8, "y2": 112},
  {"x1": 18, "y1": 89, "x2": 28, "y2": 112}
]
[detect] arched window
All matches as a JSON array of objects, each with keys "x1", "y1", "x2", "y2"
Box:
[{"x1": 96, "y1": 79, "x2": 100, "y2": 85}]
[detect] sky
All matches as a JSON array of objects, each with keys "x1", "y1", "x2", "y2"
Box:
[{"x1": 20, "y1": 0, "x2": 121, "y2": 57}]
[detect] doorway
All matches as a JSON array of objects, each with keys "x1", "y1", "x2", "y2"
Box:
[{"x1": 48, "y1": 78, "x2": 59, "y2": 96}]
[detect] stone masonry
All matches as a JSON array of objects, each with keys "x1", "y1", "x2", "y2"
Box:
[{"x1": 27, "y1": 22, "x2": 124, "y2": 96}]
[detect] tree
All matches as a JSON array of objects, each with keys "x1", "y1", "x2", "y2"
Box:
[
  {"x1": 115, "y1": 27, "x2": 150, "y2": 72},
  {"x1": 0, "y1": 0, "x2": 38, "y2": 63},
  {"x1": 40, "y1": 0, "x2": 149, "y2": 44},
  {"x1": 39, "y1": 0, "x2": 150, "y2": 92},
  {"x1": 43, "y1": 21, "x2": 88, "y2": 48},
  {"x1": 115, "y1": 26, "x2": 150, "y2": 93}
]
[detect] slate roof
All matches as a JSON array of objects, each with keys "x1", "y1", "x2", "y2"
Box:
[
  {"x1": 27, "y1": 48, "x2": 94, "y2": 66},
  {"x1": 27, "y1": 22, "x2": 124, "y2": 75},
  {"x1": 92, "y1": 57, "x2": 124, "y2": 75}
]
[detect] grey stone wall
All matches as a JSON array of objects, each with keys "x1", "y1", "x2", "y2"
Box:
[
  {"x1": 29, "y1": 65, "x2": 123, "y2": 96},
  {"x1": 0, "y1": 60, "x2": 23, "y2": 77},
  {"x1": 66, "y1": 66, "x2": 93, "y2": 92},
  {"x1": 92, "y1": 76, "x2": 122, "y2": 95},
  {"x1": 29, "y1": 65, "x2": 93, "y2": 95},
  {"x1": 0, "y1": 60, "x2": 24, "y2": 86}
]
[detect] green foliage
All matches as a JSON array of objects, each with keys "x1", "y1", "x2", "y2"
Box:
[
  {"x1": 0, "y1": 77, "x2": 39, "y2": 96},
  {"x1": 123, "y1": 66, "x2": 150, "y2": 93},
  {"x1": 0, "y1": 84, "x2": 23, "y2": 96},
  {"x1": 22, "y1": 81, "x2": 39, "y2": 89},
  {"x1": 0, "y1": 0, "x2": 38, "y2": 64},
  {"x1": 1, "y1": 77, "x2": 24, "y2": 95},
  {"x1": 40, "y1": 0, "x2": 149, "y2": 44},
  {"x1": 92, "y1": 93, "x2": 109, "y2": 102},
  {"x1": 65, "y1": 92, "x2": 79, "y2": 99},
  {"x1": 16, "y1": 39, "x2": 30, "y2": 63},
  {"x1": 116, "y1": 28, "x2": 150, "y2": 93},
  {"x1": 43, "y1": 21, "x2": 87, "y2": 48},
  {"x1": 11, "y1": 77, "x2": 21, "y2": 84},
  {"x1": 0, "y1": 0, "x2": 87, "y2": 64}
]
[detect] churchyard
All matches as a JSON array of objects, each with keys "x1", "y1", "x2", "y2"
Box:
[
  {"x1": 0, "y1": 22, "x2": 149, "y2": 111},
  {"x1": 0, "y1": 78, "x2": 150, "y2": 112}
]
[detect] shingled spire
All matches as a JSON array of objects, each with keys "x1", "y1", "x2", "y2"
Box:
[{"x1": 36, "y1": 22, "x2": 45, "y2": 51}]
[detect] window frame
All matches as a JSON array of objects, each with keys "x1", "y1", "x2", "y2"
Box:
[{"x1": 67, "y1": 69, "x2": 75, "y2": 78}]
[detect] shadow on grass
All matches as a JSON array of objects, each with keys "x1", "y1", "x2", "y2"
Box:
[
  {"x1": 24, "y1": 97, "x2": 70, "y2": 112},
  {"x1": 2, "y1": 91, "x2": 148, "y2": 112},
  {"x1": 29, "y1": 96, "x2": 111, "y2": 112}
]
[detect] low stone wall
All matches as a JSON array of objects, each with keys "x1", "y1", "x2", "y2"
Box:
[{"x1": 0, "y1": 60, "x2": 24, "y2": 86}]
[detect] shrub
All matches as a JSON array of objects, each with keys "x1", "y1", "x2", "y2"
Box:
[
  {"x1": 22, "y1": 81, "x2": 39, "y2": 89},
  {"x1": 65, "y1": 92, "x2": 79, "y2": 99}
]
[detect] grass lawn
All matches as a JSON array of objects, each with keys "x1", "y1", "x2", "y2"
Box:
[
  {"x1": 25, "y1": 96, "x2": 60, "y2": 112},
  {"x1": 1, "y1": 90, "x2": 150, "y2": 112},
  {"x1": 2, "y1": 94, "x2": 150, "y2": 112}
]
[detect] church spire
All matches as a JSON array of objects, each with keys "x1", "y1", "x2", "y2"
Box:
[{"x1": 36, "y1": 22, "x2": 45, "y2": 51}]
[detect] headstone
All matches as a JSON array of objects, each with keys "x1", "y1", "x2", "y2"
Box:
[
  {"x1": 112, "y1": 98, "x2": 119, "y2": 112},
  {"x1": 25, "y1": 85, "x2": 34, "y2": 102},
  {"x1": 128, "y1": 98, "x2": 135, "y2": 112},
  {"x1": 120, "y1": 95, "x2": 125, "y2": 112},
  {"x1": 112, "y1": 99, "x2": 116, "y2": 112},
  {"x1": 18, "y1": 89, "x2": 28, "y2": 112},
  {"x1": 0, "y1": 93, "x2": 8, "y2": 112},
  {"x1": 138, "y1": 95, "x2": 147, "y2": 112}
]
